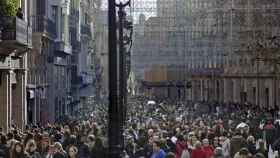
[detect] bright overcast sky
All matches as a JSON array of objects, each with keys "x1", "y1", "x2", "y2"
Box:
[{"x1": 101, "y1": 0, "x2": 157, "y2": 22}]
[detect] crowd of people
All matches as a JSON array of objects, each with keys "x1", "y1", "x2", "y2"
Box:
[
  {"x1": 0, "y1": 95, "x2": 280, "y2": 158},
  {"x1": 124, "y1": 96, "x2": 280, "y2": 158}
]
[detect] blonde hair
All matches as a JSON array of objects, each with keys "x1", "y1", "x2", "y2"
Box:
[
  {"x1": 69, "y1": 145, "x2": 78, "y2": 154},
  {"x1": 54, "y1": 142, "x2": 63, "y2": 151},
  {"x1": 195, "y1": 141, "x2": 202, "y2": 148},
  {"x1": 247, "y1": 136, "x2": 255, "y2": 143},
  {"x1": 25, "y1": 139, "x2": 36, "y2": 151}
]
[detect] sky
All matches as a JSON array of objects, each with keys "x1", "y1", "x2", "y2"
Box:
[{"x1": 101, "y1": 0, "x2": 157, "y2": 22}]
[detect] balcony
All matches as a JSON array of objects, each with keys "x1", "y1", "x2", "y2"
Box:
[
  {"x1": 70, "y1": 10, "x2": 79, "y2": 28},
  {"x1": 54, "y1": 56, "x2": 67, "y2": 66},
  {"x1": 81, "y1": 24, "x2": 92, "y2": 37},
  {"x1": 70, "y1": 28, "x2": 81, "y2": 53},
  {"x1": 32, "y1": 15, "x2": 57, "y2": 38},
  {"x1": 55, "y1": 41, "x2": 72, "y2": 55},
  {"x1": 72, "y1": 41, "x2": 81, "y2": 53},
  {"x1": 0, "y1": 17, "x2": 32, "y2": 56}
]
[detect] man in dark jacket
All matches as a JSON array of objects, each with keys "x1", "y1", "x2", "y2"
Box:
[
  {"x1": 77, "y1": 135, "x2": 90, "y2": 158},
  {"x1": 0, "y1": 135, "x2": 9, "y2": 158},
  {"x1": 144, "y1": 137, "x2": 154, "y2": 158},
  {"x1": 264, "y1": 121, "x2": 276, "y2": 147},
  {"x1": 230, "y1": 130, "x2": 247, "y2": 157}
]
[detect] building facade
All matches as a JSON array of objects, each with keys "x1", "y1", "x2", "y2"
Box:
[
  {"x1": 70, "y1": 0, "x2": 99, "y2": 118},
  {"x1": 28, "y1": 0, "x2": 98, "y2": 124},
  {"x1": 0, "y1": 0, "x2": 32, "y2": 131},
  {"x1": 30, "y1": 0, "x2": 72, "y2": 124},
  {"x1": 132, "y1": 0, "x2": 280, "y2": 108},
  {"x1": 94, "y1": 10, "x2": 109, "y2": 101}
]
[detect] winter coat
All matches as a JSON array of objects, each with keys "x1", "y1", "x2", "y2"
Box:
[
  {"x1": 151, "y1": 149, "x2": 166, "y2": 158},
  {"x1": 181, "y1": 149, "x2": 190, "y2": 158},
  {"x1": 53, "y1": 151, "x2": 67, "y2": 158},
  {"x1": 230, "y1": 135, "x2": 247, "y2": 157},
  {"x1": 202, "y1": 146, "x2": 214, "y2": 158},
  {"x1": 264, "y1": 124, "x2": 276, "y2": 146},
  {"x1": 0, "y1": 144, "x2": 9, "y2": 158},
  {"x1": 134, "y1": 147, "x2": 146, "y2": 158},
  {"x1": 78, "y1": 143, "x2": 90, "y2": 158},
  {"x1": 233, "y1": 152, "x2": 250, "y2": 158},
  {"x1": 247, "y1": 142, "x2": 257, "y2": 155},
  {"x1": 11, "y1": 152, "x2": 26, "y2": 158},
  {"x1": 213, "y1": 155, "x2": 226, "y2": 158},
  {"x1": 191, "y1": 147, "x2": 207, "y2": 158},
  {"x1": 91, "y1": 146, "x2": 105, "y2": 158},
  {"x1": 176, "y1": 141, "x2": 187, "y2": 158},
  {"x1": 221, "y1": 139, "x2": 230, "y2": 158},
  {"x1": 25, "y1": 152, "x2": 41, "y2": 158},
  {"x1": 144, "y1": 144, "x2": 153, "y2": 158}
]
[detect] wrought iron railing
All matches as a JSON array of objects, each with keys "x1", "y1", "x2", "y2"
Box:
[
  {"x1": 32, "y1": 15, "x2": 57, "y2": 38},
  {"x1": 55, "y1": 41, "x2": 72, "y2": 55},
  {"x1": 70, "y1": 10, "x2": 79, "y2": 28},
  {"x1": 70, "y1": 28, "x2": 81, "y2": 52},
  {"x1": 81, "y1": 24, "x2": 91, "y2": 36},
  {"x1": 0, "y1": 16, "x2": 32, "y2": 47}
]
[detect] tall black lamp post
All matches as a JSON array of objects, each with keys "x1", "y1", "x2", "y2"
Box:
[
  {"x1": 108, "y1": 0, "x2": 132, "y2": 157},
  {"x1": 108, "y1": 0, "x2": 122, "y2": 157}
]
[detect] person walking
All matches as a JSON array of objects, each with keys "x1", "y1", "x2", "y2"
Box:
[
  {"x1": 16, "y1": 8, "x2": 23, "y2": 19},
  {"x1": 151, "y1": 140, "x2": 166, "y2": 158},
  {"x1": 24, "y1": 140, "x2": 41, "y2": 158},
  {"x1": 0, "y1": 135, "x2": 9, "y2": 158},
  {"x1": 11, "y1": 142, "x2": 25, "y2": 158},
  {"x1": 191, "y1": 141, "x2": 206, "y2": 158},
  {"x1": 53, "y1": 142, "x2": 66, "y2": 158},
  {"x1": 175, "y1": 135, "x2": 187, "y2": 158},
  {"x1": 90, "y1": 137, "x2": 105, "y2": 158},
  {"x1": 67, "y1": 146, "x2": 78, "y2": 158},
  {"x1": 202, "y1": 139, "x2": 214, "y2": 158}
]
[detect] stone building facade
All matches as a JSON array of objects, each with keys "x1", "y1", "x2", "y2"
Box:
[
  {"x1": 0, "y1": 0, "x2": 32, "y2": 131},
  {"x1": 132, "y1": 0, "x2": 280, "y2": 109}
]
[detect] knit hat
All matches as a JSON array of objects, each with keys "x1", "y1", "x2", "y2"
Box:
[{"x1": 239, "y1": 147, "x2": 249, "y2": 155}]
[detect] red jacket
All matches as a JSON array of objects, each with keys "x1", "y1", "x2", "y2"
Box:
[
  {"x1": 176, "y1": 141, "x2": 187, "y2": 158},
  {"x1": 202, "y1": 146, "x2": 214, "y2": 158},
  {"x1": 191, "y1": 147, "x2": 207, "y2": 158}
]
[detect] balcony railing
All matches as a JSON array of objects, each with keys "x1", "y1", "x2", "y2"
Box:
[
  {"x1": 54, "y1": 56, "x2": 67, "y2": 66},
  {"x1": 70, "y1": 10, "x2": 79, "y2": 28},
  {"x1": 55, "y1": 41, "x2": 72, "y2": 55},
  {"x1": 70, "y1": 28, "x2": 81, "y2": 53},
  {"x1": 32, "y1": 15, "x2": 57, "y2": 38},
  {"x1": 81, "y1": 24, "x2": 91, "y2": 37},
  {"x1": 0, "y1": 17, "x2": 32, "y2": 55},
  {"x1": 72, "y1": 41, "x2": 81, "y2": 53}
]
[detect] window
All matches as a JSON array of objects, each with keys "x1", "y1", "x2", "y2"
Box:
[
  {"x1": 265, "y1": 88, "x2": 269, "y2": 108},
  {"x1": 51, "y1": 6, "x2": 58, "y2": 21},
  {"x1": 253, "y1": 87, "x2": 256, "y2": 104}
]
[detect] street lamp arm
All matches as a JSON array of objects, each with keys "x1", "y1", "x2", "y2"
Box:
[{"x1": 115, "y1": 0, "x2": 131, "y2": 8}]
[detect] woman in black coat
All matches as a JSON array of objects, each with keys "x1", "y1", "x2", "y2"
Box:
[
  {"x1": 24, "y1": 140, "x2": 41, "y2": 158},
  {"x1": 247, "y1": 136, "x2": 257, "y2": 155},
  {"x1": 11, "y1": 142, "x2": 26, "y2": 158},
  {"x1": 67, "y1": 145, "x2": 78, "y2": 158},
  {"x1": 90, "y1": 137, "x2": 105, "y2": 158}
]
